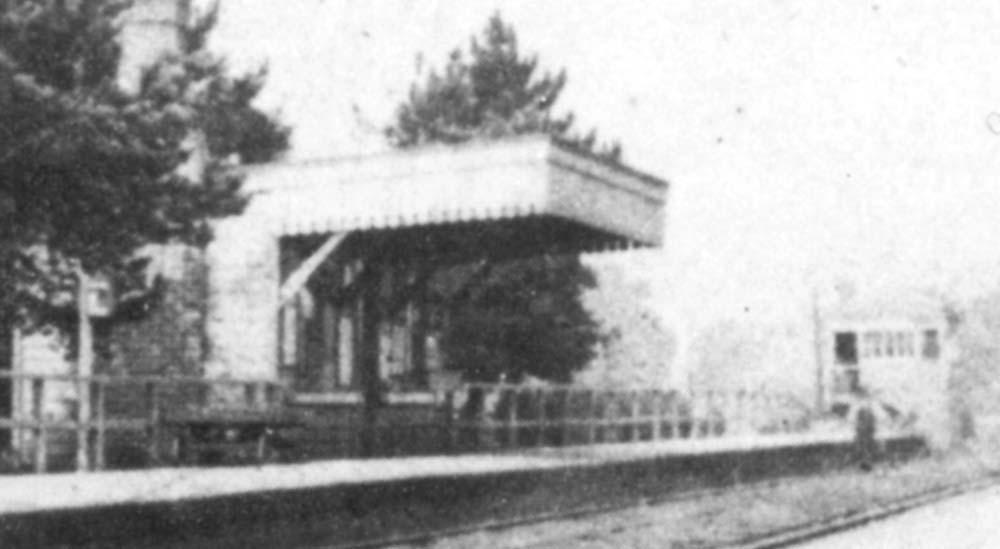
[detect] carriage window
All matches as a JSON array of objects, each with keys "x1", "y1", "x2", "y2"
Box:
[
  {"x1": 861, "y1": 332, "x2": 876, "y2": 358},
  {"x1": 834, "y1": 332, "x2": 858, "y2": 365},
  {"x1": 923, "y1": 329, "x2": 940, "y2": 360},
  {"x1": 870, "y1": 332, "x2": 882, "y2": 357}
]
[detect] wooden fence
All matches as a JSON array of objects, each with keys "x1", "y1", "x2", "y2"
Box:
[
  {"x1": 447, "y1": 384, "x2": 811, "y2": 449},
  {"x1": 0, "y1": 372, "x2": 285, "y2": 473},
  {"x1": 294, "y1": 384, "x2": 815, "y2": 458},
  {"x1": 0, "y1": 372, "x2": 815, "y2": 471}
]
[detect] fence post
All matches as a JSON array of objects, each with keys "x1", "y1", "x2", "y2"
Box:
[
  {"x1": 560, "y1": 389, "x2": 571, "y2": 446},
  {"x1": 696, "y1": 391, "x2": 706, "y2": 438},
  {"x1": 76, "y1": 377, "x2": 90, "y2": 472},
  {"x1": 706, "y1": 390, "x2": 715, "y2": 438},
  {"x1": 31, "y1": 378, "x2": 46, "y2": 473},
  {"x1": 690, "y1": 390, "x2": 699, "y2": 438},
  {"x1": 536, "y1": 389, "x2": 547, "y2": 448},
  {"x1": 442, "y1": 391, "x2": 455, "y2": 454},
  {"x1": 506, "y1": 388, "x2": 518, "y2": 448},
  {"x1": 752, "y1": 390, "x2": 761, "y2": 432},
  {"x1": 718, "y1": 390, "x2": 728, "y2": 437},
  {"x1": 146, "y1": 382, "x2": 160, "y2": 464},
  {"x1": 652, "y1": 391, "x2": 662, "y2": 441},
  {"x1": 764, "y1": 392, "x2": 774, "y2": 429},
  {"x1": 671, "y1": 394, "x2": 681, "y2": 439},
  {"x1": 631, "y1": 391, "x2": 641, "y2": 442},
  {"x1": 586, "y1": 390, "x2": 596, "y2": 444},
  {"x1": 94, "y1": 380, "x2": 106, "y2": 471}
]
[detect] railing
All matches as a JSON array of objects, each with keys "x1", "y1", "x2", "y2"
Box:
[
  {"x1": 292, "y1": 383, "x2": 816, "y2": 459},
  {"x1": 0, "y1": 372, "x2": 286, "y2": 473},
  {"x1": 0, "y1": 373, "x2": 817, "y2": 470},
  {"x1": 442, "y1": 383, "x2": 813, "y2": 451}
]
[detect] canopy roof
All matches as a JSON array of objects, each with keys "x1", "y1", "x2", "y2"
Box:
[{"x1": 241, "y1": 137, "x2": 668, "y2": 252}]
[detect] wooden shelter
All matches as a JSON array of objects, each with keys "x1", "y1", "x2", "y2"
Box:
[{"x1": 204, "y1": 136, "x2": 668, "y2": 404}]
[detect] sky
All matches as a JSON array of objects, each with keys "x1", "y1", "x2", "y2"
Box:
[{"x1": 208, "y1": 0, "x2": 1000, "y2": 327}]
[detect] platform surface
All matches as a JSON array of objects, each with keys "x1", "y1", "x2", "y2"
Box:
[{"x1": 0, "y1": 429, "x2": 866, "y2": 515}]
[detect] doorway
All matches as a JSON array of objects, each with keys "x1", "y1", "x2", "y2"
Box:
[{"x1": 834, "y1": 331, "x2": 860, "y2": 393}]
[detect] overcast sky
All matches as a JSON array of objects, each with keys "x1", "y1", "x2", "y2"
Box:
[{"x1": 209, "y1": 0, "x2": 1000, "y2": 325}]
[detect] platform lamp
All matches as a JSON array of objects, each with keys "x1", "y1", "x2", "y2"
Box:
[{"x1": 75, "y1": 270, "x2": 113, "y2": 471}]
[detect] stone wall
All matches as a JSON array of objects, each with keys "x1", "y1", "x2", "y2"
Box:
[
  {"x1": 203, "y1": 212, "x2": 281, "y2": 381},
  {"x1": 107, "y1": 245, "x2": 207, "y2": 378}
]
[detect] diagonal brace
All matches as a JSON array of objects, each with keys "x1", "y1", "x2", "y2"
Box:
[{"x1": 279, "y1": 232, "x2": 348, "y2": 305}]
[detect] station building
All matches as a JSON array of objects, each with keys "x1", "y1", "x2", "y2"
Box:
[
  {"x1": 0, "y1": 0, "x2": 668, "y2": 457},
  {"x1": 4, "y1": 140, "x2": 667, "y2": 458}
]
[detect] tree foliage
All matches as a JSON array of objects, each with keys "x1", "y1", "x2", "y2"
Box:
[
  {"x1": 0, "y1": 0, "x2": 289, "y2": 329},
  {"x1": 386, "y1": 13, "x2": 611, "y2": 382},
  {"x1": 439, "y1": 255, "x2": 599, "y2": 383},
  {"x1": 387, "y1": 13, "x2": 620, "y2": 161}
]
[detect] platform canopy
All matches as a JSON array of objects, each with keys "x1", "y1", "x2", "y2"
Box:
[{"x1": 241, "y1": 136, "x2": 668, "y2": 255}]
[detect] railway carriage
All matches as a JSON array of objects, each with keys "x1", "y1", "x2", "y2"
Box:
[{"x1": 822, "y1": 292, "x2": 951, "y2": 446}]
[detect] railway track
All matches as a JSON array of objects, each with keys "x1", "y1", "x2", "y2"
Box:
[
  {"x1": 722, "y1": 472, "x2": 1000, "y2": 549},
  {"x1": 315, "y1": 476, "x2": 785, "y2": 549},
  {"x1": 312, "y1": 470, "x2": 1000, "y2": 549}
]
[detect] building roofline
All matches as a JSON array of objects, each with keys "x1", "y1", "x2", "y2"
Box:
[{"x1": 240, "y1": 135, "x2": 669, "y2": 192}]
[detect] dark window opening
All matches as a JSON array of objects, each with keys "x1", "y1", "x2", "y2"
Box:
[
  {"x1": 922, "y1": 329, "x2": 940, "y2": 360},
  {"x1": 834, "y1": 332, "x2": 858, "y2": 365}
]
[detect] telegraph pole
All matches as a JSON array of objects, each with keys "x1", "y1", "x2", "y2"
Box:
[{"x1": 811, "y1": 284, "x2": 825, "y2": 414}]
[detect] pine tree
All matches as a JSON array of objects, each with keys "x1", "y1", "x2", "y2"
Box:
[
  {"x1": 387, "y1": 13, "x2": 620, "y2": 161},
  {"x1": 0, "y1": 0, "x2": 289, "y2": 331},
  {"x1": 386, "y1": 13, "x2": 613, "y2": 382}
]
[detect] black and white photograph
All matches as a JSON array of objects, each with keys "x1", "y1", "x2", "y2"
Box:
[{"x1": 2, "y1": 1, "x2": 1000, "y2": 547}]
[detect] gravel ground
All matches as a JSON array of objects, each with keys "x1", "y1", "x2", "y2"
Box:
[
  {"x1": 414, "y1": 448, "x2": 1000, "y2": 549},
  {"x1": 797, "y1": 484, "x2": 1000, "y2": 549}
]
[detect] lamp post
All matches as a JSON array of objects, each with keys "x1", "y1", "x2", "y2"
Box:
[
  {"x1": 74, "y1": 270, "x2": 112, "y2": 471},
  {"x1": 76, "y1": 270, "x2": 93, "y2": 471}
]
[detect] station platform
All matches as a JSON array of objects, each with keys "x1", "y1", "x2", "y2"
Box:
[{"x1": 0, "y1": 429, "x2": 925, "y2": 548}]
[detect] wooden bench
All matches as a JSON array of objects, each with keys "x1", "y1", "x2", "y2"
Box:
[{"x1": 163, "y1": 409, "x2": 302, "y2": 465}]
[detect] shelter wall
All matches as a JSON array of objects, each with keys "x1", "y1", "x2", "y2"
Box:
[{"x1": 204, "y1": 214, "x2": 280, "y2": 380}]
